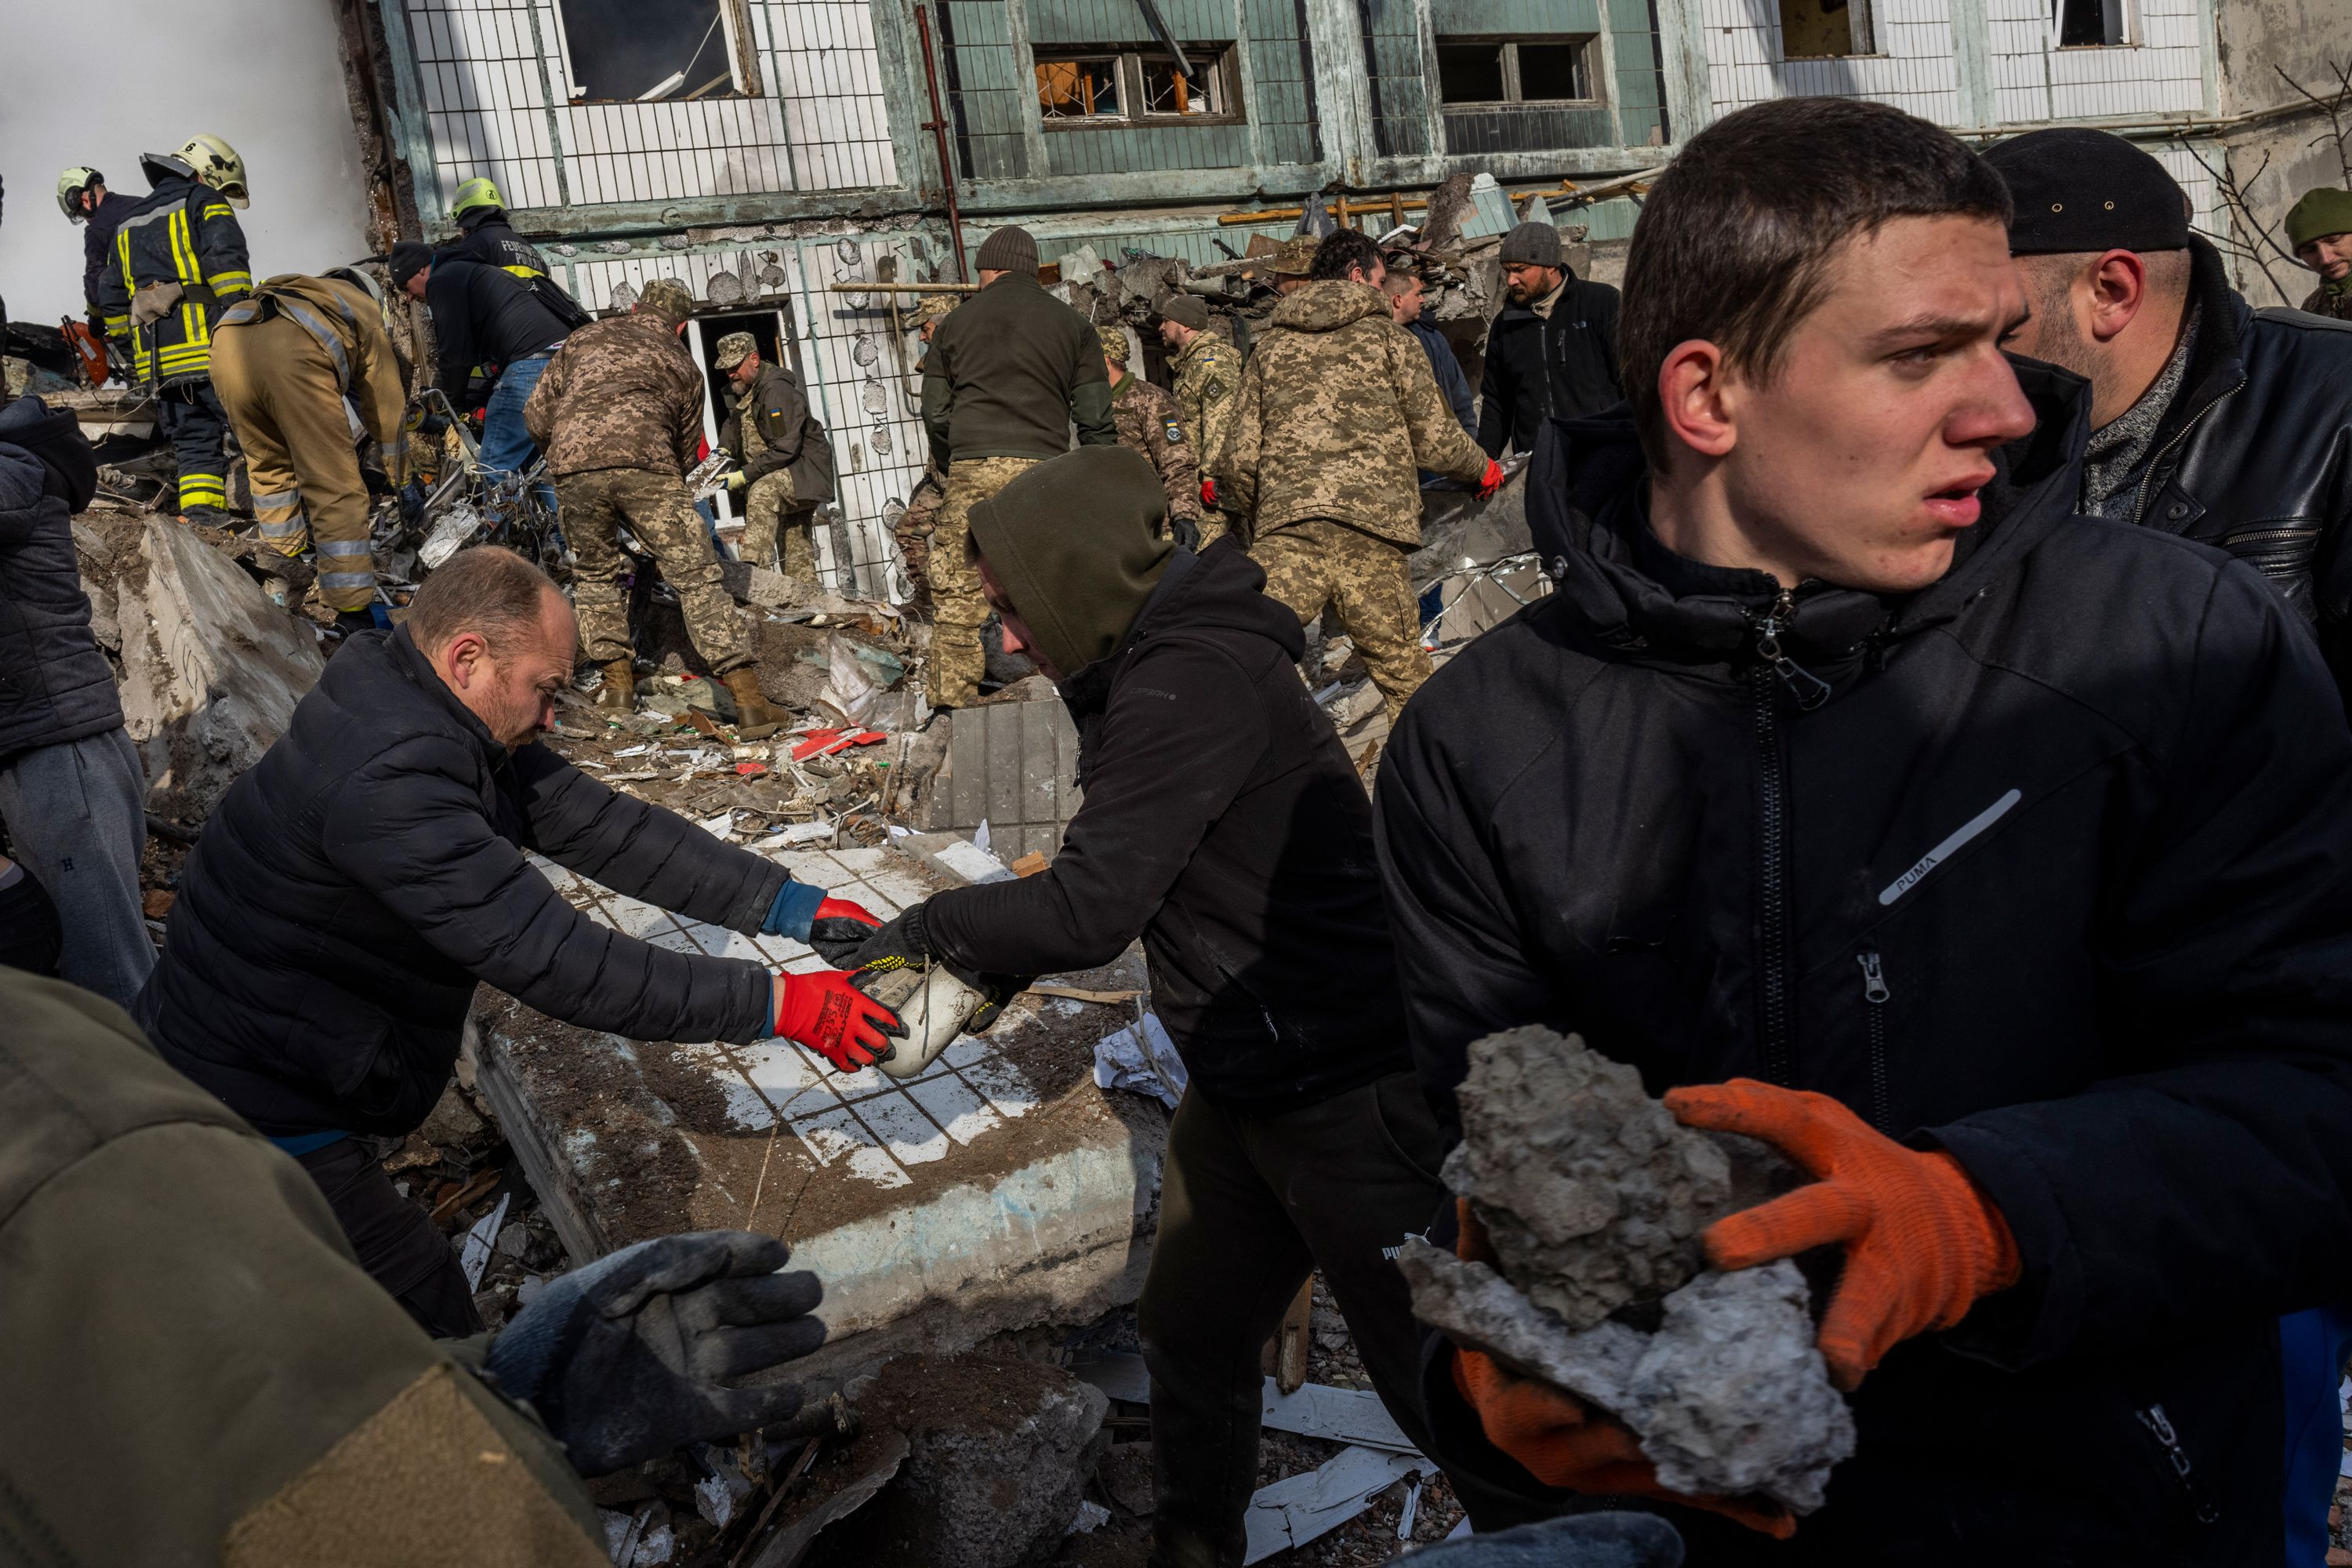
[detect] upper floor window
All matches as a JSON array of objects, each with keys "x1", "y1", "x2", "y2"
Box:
[
  {"x1": 553, "y1": 0, "x2": 763, "y2": 102},
  {"x1": 1436, "y1": 37, "x2": 1599, "y2": 104},
  {"x1": 1779, "y1": 0, "x2": 1877, "y2": 57},
  {"x1": 1034, "y1": 44, "x2": 1242, "y2": 126},
  {"x1": 2056, "y1": 0, "x2": 2136, "y2": 46}
]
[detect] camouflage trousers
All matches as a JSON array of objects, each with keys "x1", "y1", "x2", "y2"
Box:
[
  {"x1": 893, "y1": 476, "x2": 946, "y2": 616},
  {"x1": 559, "y1": 466, "x2": 750, "y2": 675},
  {"x1": 1196, "y1": 509, "x2": 1236, "y2": 551},
  {"x1": 1252, "y1": 518, "x2": 1431, "y2": 722},
  {"x1": 928, "y1": 456, "x2": 1040, "y2": 708},
  {"x1": 742, "y1": 470, "x2": 818, "y2": 583}
]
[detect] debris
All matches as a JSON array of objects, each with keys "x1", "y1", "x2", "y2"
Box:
[
  {"x1": 459, "y1": 1190, "x2": 512, "y2": 1290},
  {"x1": 1092, "y1": 1013, "x2": 1186, "y2": 1109},
  {"x1": 1096, "y1": 1442, "x2": 1154, "y2": 1516},
  {"x1": 141, "y1": 889, "x2": 175, "y2": 919},
  {"x1": 1243, "y1": 1446, "x2": 1425, "y2": 1564},
  {"x1": 747, "y1": 1430, "x2": 908, "y2": 1568},
  {"x1": 1008, "y1": 851, "x2": 1049, "y2": 878},
  {"x1": 790, "y1": 728, "x2": 888, "y2": 760},
  {"x1": 1070, "y1": 1356, "x2": 1417, "y2": 1455},
  {"x1": 1067, "y1": 1501, "x2": 1112, "y2": 1535}
]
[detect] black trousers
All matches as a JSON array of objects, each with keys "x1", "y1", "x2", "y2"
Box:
[
  {"x1": 1138, "y1": 1071, "x2": 1539, "y2": 1567},
  {"x1": 157, "y1": 379, "x2": 231, "y2": 514},
  {"x1": 297, "y1": 1137, "x2": 483, "y2": 1339}
]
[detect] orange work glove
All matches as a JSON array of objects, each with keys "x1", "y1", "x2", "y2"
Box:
[
  {"x1": 1664, "y1": 1080, "x2": 2022, "y2": 1392},
  {"x1": 1475, "y1": 459, "x2": 1505, "y2": 499},
  {"x1": 1447, "y1": 1200, "x2": 1797, "y2": 1539}
]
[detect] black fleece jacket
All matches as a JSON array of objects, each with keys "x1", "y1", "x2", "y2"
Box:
[
  {"x1": 924, "y1": 545, "x2": 1410, "y2": 1112},
  {"x1": 1377, "y1": 368, "x2": 2352, "y2": 1563},
  {"x1": 140, "y1": 626, "x2": 791, "y2": 1138},
  {"x1": 426, "y1": 256, "x2": 573, "y2": 401}
]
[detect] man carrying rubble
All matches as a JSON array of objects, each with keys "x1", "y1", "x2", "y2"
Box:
[
  {"x1": 136, "y1": 547, "x2": 898, "y2": 1336},
  {"x1": 713, "y1": 330, "x2": 834, "y2": 581},
  {"x1": 1475, "y1": 220, "x2": 1623, "y2": 460},
  {"x1": 209, "y1": 264, "x2": 409, "y2": 633},
  {"x1": 1158, "y1": 294, "x2": 1241, "y2": 546},
  {"x1": 919, "y1": 224, "x2": 1116, "y2": 709},
  {"x1": 1099, "y1": 322, "x2": 1203, "y2": 550},
  {"x1": 2, "y1": 965, "x2": 833, "y2": 1564},
  {"x1": 1377, "y1": 97, "x2": 2352, "y2": 1561},
  {"x1": 1218, "y1": 228, "x2": 1502, "y2": 723},
  {"x1": 522, "y1": 276, "x2": 789, "y2": 737},
  {"x1": 1990, "y1": 132, "x2": 2352, "y2": 699},
  {"x1": 835, "y1": 445, "x2": 1523, "y2": 1563}
]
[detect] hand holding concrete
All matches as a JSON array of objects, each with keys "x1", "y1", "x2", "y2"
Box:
[
  {"x1": 1664, "y1": 1080, "x2": 2021, "y2": 1391},
  {"x1": 770, "y1": 968, "x2": 905, "y2": 1070},
  {"x1": 482, "y1": 1230, "x2": 825, "y2": 1475}
]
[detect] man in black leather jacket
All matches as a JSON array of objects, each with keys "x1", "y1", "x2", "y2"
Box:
[{"x1": 1991, "y1": 129, "x2": 2352, "y2": 697}]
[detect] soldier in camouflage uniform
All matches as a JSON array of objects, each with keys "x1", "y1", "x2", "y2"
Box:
[
  {"x1": 1159, "y1": 295, "x2": 1243, "y2": 548},
  {"x1": 524, "y1": 277, "x2": 789, "y2": 738},
  {"x1": 893, "y1": 295, "x2": 958, "y2": 613},
  {"x1": 1218, "y1": 231, "x2": 1498, "y2": 723},
  {"x1": 1099, "y1": 324, "x2": 1203, "y2": 550},
  {"x1": 2288, "y1": 187, "x2": 2352, "y2": 321},
  {"x1": 712, "y1": 331, "x2": 833, "y2": 583}
]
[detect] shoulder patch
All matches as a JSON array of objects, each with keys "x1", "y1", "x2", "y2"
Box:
[{"x1": 1164, "y1": 419, "x2": 1185, "y2": 444}]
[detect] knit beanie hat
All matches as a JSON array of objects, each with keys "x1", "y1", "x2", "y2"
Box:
[
  {"x1": 1159, "y1": 295, "x2": 1210, "y2": 331},
  {"x1": 2287, "y1": 188, "x2": 2352, "y2": 251},
  {"x1": 975, "y1": 227, "x2": 1040, "y2": 274}
]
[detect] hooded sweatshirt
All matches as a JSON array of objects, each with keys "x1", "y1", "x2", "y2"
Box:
[{"x1": 924, "y1": 446, "x2": 1411, "y2": 1112}]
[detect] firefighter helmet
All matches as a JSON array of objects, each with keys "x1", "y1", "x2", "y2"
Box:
[
  {"x1": 450, "y1": 177, "x2": 506, "y2": 221},
  {"x1": 56, "y1": 168, "x2": 105, "y2": 223},
  {"x1": 175, "y1": 134, "x2": 249, "y2": 209}
]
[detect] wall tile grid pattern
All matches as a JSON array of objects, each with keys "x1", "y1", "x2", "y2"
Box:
[
  {"x1": 1699, "y1": 0, "x2": 1964, "y2": 124},
  {"x1": 530, "y1": 846, "x2": 1044, "y2": 1191},
  {"x1": 405, "y1": 0, "x2": 898, "y2": 212}
]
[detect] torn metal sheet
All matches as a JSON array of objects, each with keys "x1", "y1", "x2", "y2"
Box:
[
  {"x1": 1071, "y1": 1355, "x2": 1420, "y2": 1455},
  {"x1": 1243, "y1": 1446, "x2": 1425, "y2": 1563}
]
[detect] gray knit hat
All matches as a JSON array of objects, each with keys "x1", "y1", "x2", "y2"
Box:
[
  {"x1": 975, "y1": 226, "x2": 1040, "y2": 274},
  {"x1": 1158, "y1": 295, "x2": 1210, "y2": 331},
  {"x1": 1498, "y1": 221, "x2": 1563, "y2": 267}
]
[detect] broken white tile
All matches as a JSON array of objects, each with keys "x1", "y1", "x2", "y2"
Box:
[
  {"x1": 859, "y1": 866, "x2": 933, "y2": 910},
  {"x1": 699, "y1": 811, "x2": 739, "y2": 839},
  {"x1": 646, "y1": 927, "x2": 703, "y2": 957},
  {"x1": 905, "y1": 1073, "x2": 1002, "y2": 1145},
  {"x1": 732, "y1": 1039, "x2": 823, "y2": 1099},
  {"x1": 822, "y1": 1054, "x2": 895, "y2": 1099},
  {"x1": 832, "y1": 878, "x2": 903, "y2": 916},
  {"x1": 751, "y1": 933, "x2": 815, "y2": 966},
  {"x1": 936, "y1": 840, "x2": 1018, "y2": 884},
  {"x1": 818, "y1": 846, "x2": 895, "y2": 880},
  {"x1": 855, "y1": 1091, "x2": 949, "y2": 1165},
  {"x1": 598, "y1": 892, "x2": 684, "y2": 941},
  {"x1": 960, "y1": 1056, "x2": 1041, "y2": 1120},
  {"x1": 941, "y1": 1036, "x2": 994, "y2": 1071},
  {"x1": 680, "y1": 921, "x2": 768, "y2": 964},
  {"x1": 790, "y1": 1105, "x2": 911, "y2": 1188}
]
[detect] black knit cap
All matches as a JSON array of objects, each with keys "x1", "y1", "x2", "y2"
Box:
[
  {"x1": 975, "y1": 226, "x2": 1040, "y2": 274},
  {"x1": 388, "y1": 241, "x2": 436, "y2": 287},
  {"x1": 1983, "y1": 129, "x2": 2191, "y2": 254}
]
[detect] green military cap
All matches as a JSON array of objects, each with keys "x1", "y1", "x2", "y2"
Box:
[
  {"x1": 636, "y1": 277, "x2": 696, "y2": 321},
  {"x1": 713, "y1": 331, "x2": 757, "y2": 369},
  {"x1": 1097, "y1": 323, "x2": 1132, "y2": 364},
  {"x1": 2287, "y1": 188, "x2": 2352, "y2": 250},
  {"x1": 1269, "y1": 235, "x2": 1319, "y2": 277}
]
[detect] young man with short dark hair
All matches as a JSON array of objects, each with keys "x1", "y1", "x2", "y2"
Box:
[{"x1": 1378, "y1": 96, "x2": 2352, "y2": 1562}]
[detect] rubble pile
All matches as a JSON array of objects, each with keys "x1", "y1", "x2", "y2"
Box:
[{"x1": 1398, "y1": 1026, "x2": 1856, "y2": 1512}]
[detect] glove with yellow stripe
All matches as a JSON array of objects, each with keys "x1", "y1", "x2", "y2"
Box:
[{"x1": 840, "y1": 902, "x2": 1028, "y2": 1033}]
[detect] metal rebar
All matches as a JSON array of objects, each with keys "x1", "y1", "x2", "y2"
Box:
[{"x1": 913, "y1": 6, "x2": 970, "y2": 281}]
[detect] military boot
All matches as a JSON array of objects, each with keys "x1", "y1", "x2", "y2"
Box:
[
  {"x1": 722, "y1": 666, "x2": 787, "y2": 741},
  {"x1": 594, "y1": 658, "x2": 636, "y2": 716}
]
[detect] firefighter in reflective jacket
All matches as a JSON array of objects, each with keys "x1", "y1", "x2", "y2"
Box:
[
  {"x1": 95, "y1": 135, "x2": 252, "y2": 521},
  {"x1": 209, "y1": 268, "x2": 408, "y2": 633},
  {"x1": 444, "y1": 177, "x2": 549, "y2": 279}
]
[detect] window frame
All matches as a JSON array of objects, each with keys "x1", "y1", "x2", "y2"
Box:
[
  {"x1": 1432, "y1": 35, "x2": 1604, "y2": 107},
  {"x1": 1032, "y1": 42, "x2": 1247, "y2": 130},
  {"x1": 546, "y1": 0, "x2": 765, "y2": 104},
  {"x1": 2053, "y1": 0, "x2": 2139, "y2": 49},
  {"x1": 1776, "y1": 0, "x2": 1880, "y2": 60}
]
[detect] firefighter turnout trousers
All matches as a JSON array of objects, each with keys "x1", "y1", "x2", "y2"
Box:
[
  {"x1": 209, "y1": 319, "x2": 377, "y2": 612},
  {"x1": 157, "y1": 382, "x2": 234, "y2": 517}
]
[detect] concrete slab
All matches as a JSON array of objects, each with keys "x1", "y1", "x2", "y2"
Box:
[
  {"x1": 474, "y1": 834, "x2": 1166, "y2": 1388},
  {"x1": 933, "y1": 698, "x2": 1082, "y2": 863}
]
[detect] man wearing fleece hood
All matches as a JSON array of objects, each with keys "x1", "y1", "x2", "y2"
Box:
[{"x1": 839, "y1": 445, "x2": 1513, "y2": 1563}]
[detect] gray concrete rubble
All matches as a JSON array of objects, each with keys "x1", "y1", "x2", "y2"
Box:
[{"x1": 1404, "y1": 1026, "x2": 1854, "y2": 1513}]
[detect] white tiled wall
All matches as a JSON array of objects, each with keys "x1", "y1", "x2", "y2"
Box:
[
  {"x1": 1986, "y1": 0, "x2": 2205, "y2": 124},
  {"x1": 533, "y1": 843, "x2": 1043, "y2": 1192},
  {"x1": 1700, "y1": 0, "x2": 1967, "y2": 125}
]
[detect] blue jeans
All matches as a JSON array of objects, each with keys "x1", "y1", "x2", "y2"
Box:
[
  {"x1": 2281, "y1": 1304, "x2": 2352, "y2": 1564},
  {"x1": 482, "y1": 354, "x2": 557, "y2": 521}
]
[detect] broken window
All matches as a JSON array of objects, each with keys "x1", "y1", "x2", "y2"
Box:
[
  {"x1": 1435, "y1": 38, "x2": 1598, "y2": 105},
  {"x1": 2056, "y1": 0, "x2": 2134, "y2": 46},
  {"x1": 1033, "y1": 45, "x2": 1243, "y2": 126},
  {"x1": 551, "y1": 0, "x2": 763, "y2": 103},
  {"x1": 1778, "y1": 0, "x2": 1876, "y2": 58}
]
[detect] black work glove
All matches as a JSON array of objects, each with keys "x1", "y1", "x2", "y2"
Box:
[
  {"x1": 361, "y1": 465, "x2": 394, "y2": 498},
  {"x1": 842, "y1": 902, "x2": 1029, "y2": 1033},
  {"x1": 481, "y1": 1230, "x2": 824, "y2": 1475},
  {"x1": 1171, "y1": 514, "x2": 1202, "y2": 554}
]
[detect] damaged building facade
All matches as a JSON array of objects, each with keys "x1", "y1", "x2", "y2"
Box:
[{"x1": 325, "y1": 0, "x2": 2345, "y2": 601}]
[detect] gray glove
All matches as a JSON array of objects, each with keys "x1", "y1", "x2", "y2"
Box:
[{"x1": 483, "y1": 1230, "x2": 824, "y2": 1475}]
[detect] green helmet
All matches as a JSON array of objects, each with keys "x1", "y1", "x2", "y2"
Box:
[
  {"x1": 450, "y1": 177, "x2": 506, "y2": 221},
  {"x1": 56, "y1": 167, "x2": 103, "y2": 223}
]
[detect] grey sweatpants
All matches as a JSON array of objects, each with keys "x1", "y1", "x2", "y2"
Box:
[{"x1": 0, "y1": 728, "x2": 153, "y2": 1010}]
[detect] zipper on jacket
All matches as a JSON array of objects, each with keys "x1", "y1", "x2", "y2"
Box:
[
  {"x1": 1751, "y1": 660, "x2": 1795, "y2": 1087},
  {"x1": 2129, "y1": 373, "x2": 2245, "y2": 529},
  {"x1": 1857, "y1": 949, "x2": 1890, "y2": 1130},
  {"x1": 1752, "y1": 589, "x2": 1831, "y2": 711},
  {"x1": 2135, "y1": 1403, "x2": 2220, "y2": 1526}
]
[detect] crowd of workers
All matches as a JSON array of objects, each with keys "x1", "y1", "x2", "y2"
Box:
[{"x1": 5, "y1": 99, "x2": 2352, "y2": 1566}]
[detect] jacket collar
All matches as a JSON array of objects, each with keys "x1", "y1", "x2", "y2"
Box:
[
  {"x1": 1526, "y1": 360, "x2": 2092, "y2": 667},
  {"x1": 2152, "y1": 234, "x2": 2252, "y2": 450},
  {"x1": 382, "y1": 625, "x2": 510, "y2": 769}
]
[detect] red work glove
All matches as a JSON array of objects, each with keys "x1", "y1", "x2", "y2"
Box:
[
  {"x1": 1447, "y1": 1199, "x2": 1796, "y2": 1538},
  {"x1": 808, "y1": 896, "x2": 884, "y2": 967},
  {"x1": 1475, "y1": 459, "x2": 1505, "y2": 499},
  {"x1": 771, "y1": 971, "x2": 905, "y2": 1073},
  {"x1": 1664, "y1": 1081, "x2": 2021, "y2": 1392},
  {"x1": 1200, "y1": 476, "x2": 1218, "y2": 508}
]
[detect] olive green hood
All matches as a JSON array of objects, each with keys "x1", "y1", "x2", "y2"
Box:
[{"x1": 965, "y1": 446, "x2": 1172, "y2": 677}]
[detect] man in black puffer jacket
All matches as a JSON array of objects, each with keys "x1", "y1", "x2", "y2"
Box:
[
  {"x1": 0, "y1": 397, "x2": 152, "y2": 1009},
  {"x1": 837, "y1": 446, "x2": 1519, "y2": 1561},
  {"x1": 138, "y1": 546, "x2": 900, "y2": 1337},
  {"x1": 1379, "y1": 100, "x2": 2352, "y2": 1564}
]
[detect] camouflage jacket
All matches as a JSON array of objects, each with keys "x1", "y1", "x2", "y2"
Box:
[
  {"x1": 524, "y1": 314, "x2": 702, "y2": 477},
  {"x1": 2299, "y1": 281, "x2": 2352, "y2": 322},
  {"x1": 1112, "y1": 373, "x2": 1202, "y2": 525},
  {"x1": 1216, "y1": 281, "x2": 1486, "y2": 547},
  {"x1": 1169, "y1": 331, "x2": 1242, "y2": 482}
]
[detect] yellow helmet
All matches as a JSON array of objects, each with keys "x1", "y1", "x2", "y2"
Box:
[
  {"x1": 56, "y1": 167, "x2": 103, "y2": 223},
  {"x1": 176, "y1": 133, "x2": 249, "y2": 209},
  {"x1": 450, "y1": 176, "x2": 506, "y2": 220}
]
